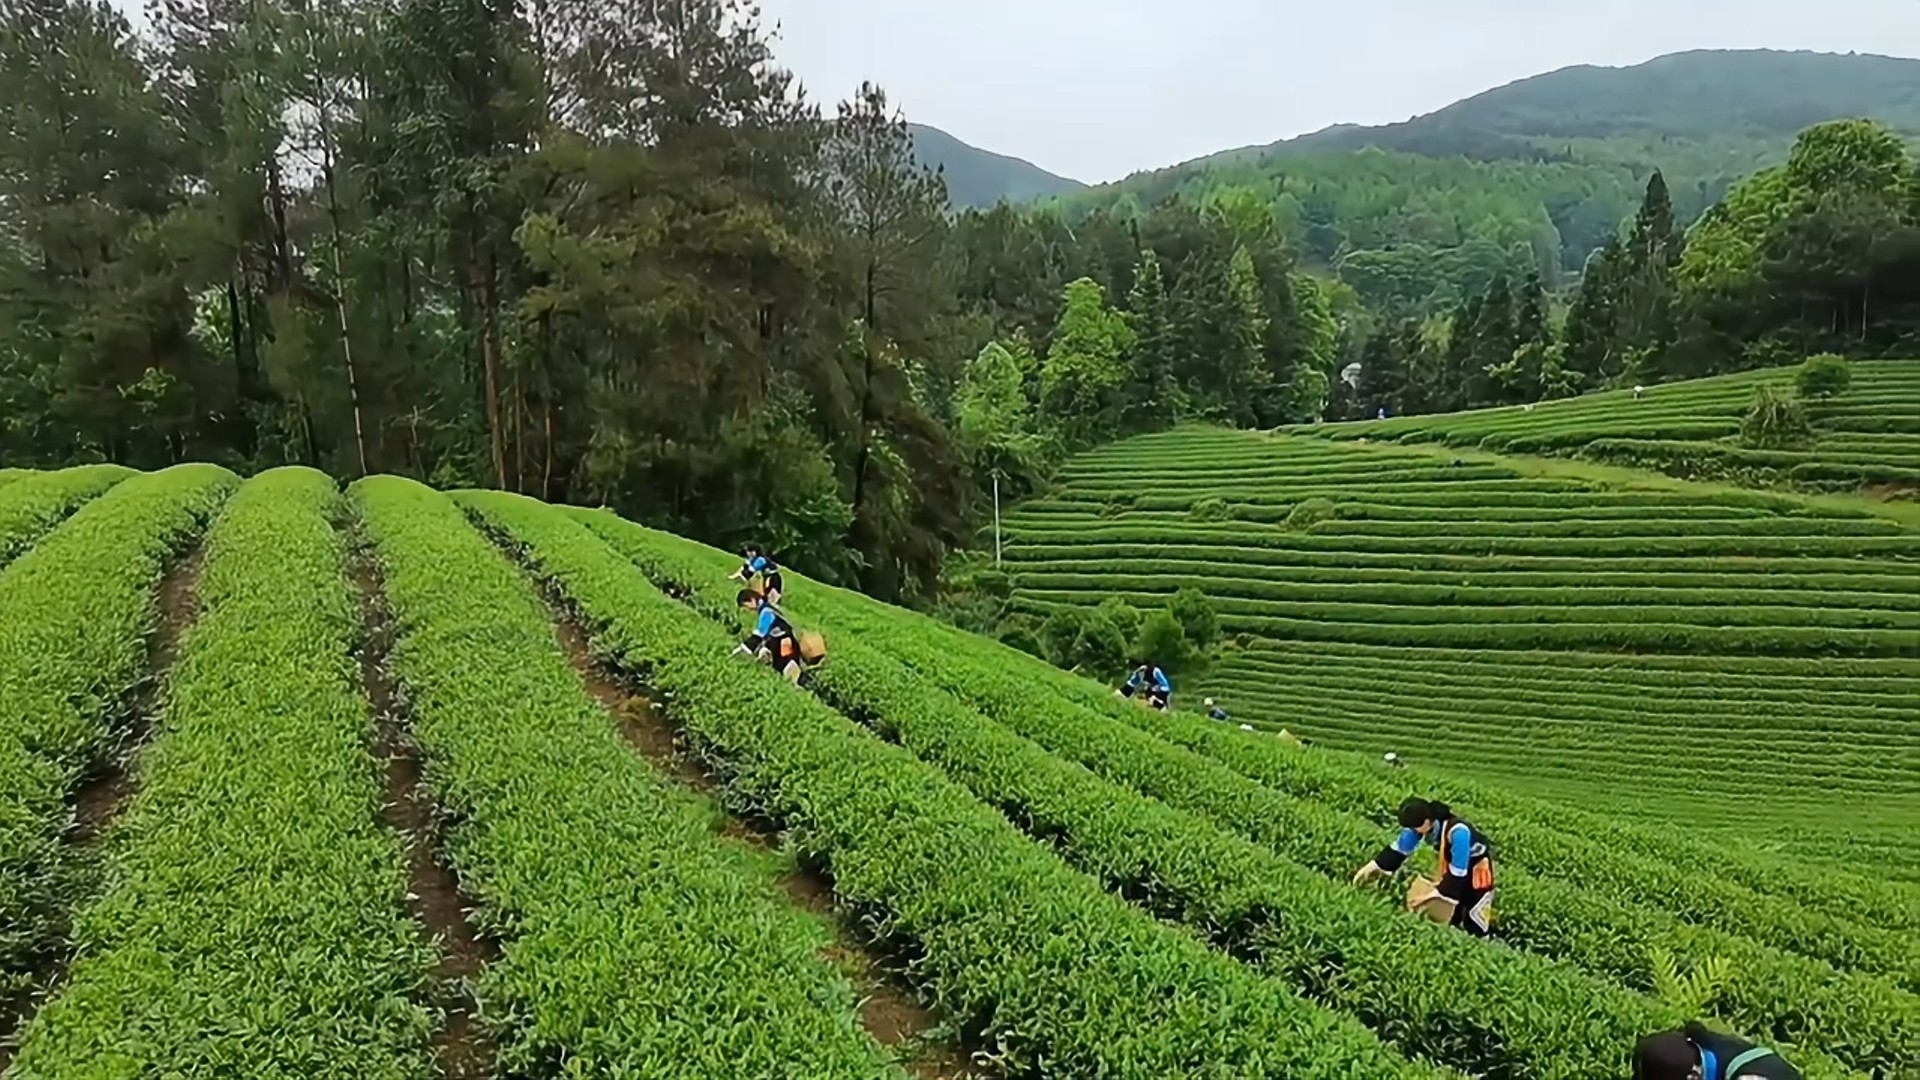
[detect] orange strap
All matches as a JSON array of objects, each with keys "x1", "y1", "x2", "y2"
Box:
[{"x1": 1438, "y1": 823, "x2": 1495, "y2": 891}]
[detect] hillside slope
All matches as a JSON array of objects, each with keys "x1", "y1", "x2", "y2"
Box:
[
  {"x1": 5, "y1": 465, "x2": 1916, "y2": 1074},
  {"x1": 909, "y1": 123, "x2": 1084, "y2": 208},
  {"x1": 1300, "y1": 358, "x2": 1920, "y2": 496},
  {"x1": 1061, "y1": 50, "x2": 1920, "y2": 308},
  {"x1": 1263, "y1": 49, "x2": 1920, "y2": 163},
  {"x1": 999, "y1": 425, "x2": 1919, "y2": 866}
]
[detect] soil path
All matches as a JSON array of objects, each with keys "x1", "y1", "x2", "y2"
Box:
[
  {"x1": 549, "y1": 616, "x2": 980, "y2": 1080},
  {"x1": 0, "y1": 541, "x2": 207, "y2": 1067},
  {"x1": 349, "y1": 547, "x2": 497, "y2": 1080}
]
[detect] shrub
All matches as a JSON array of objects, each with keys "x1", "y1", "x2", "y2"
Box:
[
  {"x1": 1795, "y1": 354, "x2": 1852, "y2": 399},
  {"x1": 1739, "y1": 386, "x2": 1815, "y2": 450},
  {"x1": 1039, "y1": 608, "x2": 1084, "y2": 667},
  {"x1": 1097, "y1": 596, "x2": 1142, "y2": 643},
  {"x1": 1189, "y1": 497, "x2": 1232, "y2": 522},
  {"x1": 1134, "y1": 608, "x2": 1190, "y2": 669},
  {"x1": 1073, "y1": 610, "x2": 1131, "y2": 678},
  {"x1": 1169, "y1": 586, "x2": 1219, "y2": 651},
  {"x1": 1284, "y1": 497, "x2": 1338, "y2": 531},
  {"x1": 999, "y1": 622, "x2": 1045, "y2": 659}
]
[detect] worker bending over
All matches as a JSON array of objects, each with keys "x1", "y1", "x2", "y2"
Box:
[
  {"x1": 1118, "y1": 660, "x2": 1172, "y2": 711},
  {"x1": 732, "y1": 544, "x2": 784, "y2": 605},
  {"x1": 1352, "y1": 797, "x2": 1497, "y2": 937},
  {"x1": 1205, "y1": 697, "x2": 1229, "y2": 722},
  {"x1": 733, "y1": 589, "x2": 806, "y2": 683},
  {"x1": 1633, "y1": 1023, "x2": 1800, "y2": 1079}
]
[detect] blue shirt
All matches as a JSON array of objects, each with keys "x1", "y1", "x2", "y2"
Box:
[
  {"x1": 1391, "y1": 820, "x2": 1474, "y2": 879},
  {"x1": 746, "y1": 555, "x2": 770, "y2": 574},
  {"x1": 1125, "y1": 666, "x2": 1171, "y2": 693},
  {"x1": 754, "y1": 606, "x2": 777, "y2": 637}
]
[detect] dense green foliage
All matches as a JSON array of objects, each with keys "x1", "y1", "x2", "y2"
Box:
[
  {"x1": 1309, "y1": 359, "x2": 1919, "y2": 493},
  {"x1": 466, "y1": 489, "x2": 1447, "y2": 1079},
  {"x1": 1308, "y1": 125, "x2": 1920, "y2": 425},
  {"x1": 997, "y1": 427, "x2": 1919, "y2": 868},
  {"x1": 0, "y1": 464, "x2": 235, "y2": 995},
  {"x1": 1070, "y1": 51, "x2": 1920, "y2": 308},
  {"x1": 565, "y1": 509, "x2": 1915, "y2": 1076},
  {"x1": 906, "y1": 123, "x2": 1084, "y2": 208},
  {"x1": 0, "y1": 0, "x2": 1355, "y2": 604},
  {"x1": 356, "y1": 476, "x2": 900, "y2": 1076},
  {"x1": 0, "y1": 464, "x2": 133, "y2": 567},
  {"x1": 9, "y1": 469, "x2": 432, "y2": 1077},
  {"x1": 2, "y1": 459, "x2": 1911, "y2": 1074},
  {"x1": 4, "y1": 10, "x2": 1912, "y2": 605}
]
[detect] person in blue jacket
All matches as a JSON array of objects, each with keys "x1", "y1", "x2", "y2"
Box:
[
  {"x1": 1633, "y1": 1022, "x2": 1800, "y2": 1079},
  {"x1": 732, "y1": 544, "x2": 784, "y2": 605},
  {"x1": 1351, "y1": 797, "x2": 1497, "y2": 937},
  {"x1": 1118, "y1": 660, "x2": 1171, "y2": 711},
  {"x1": 733, "y1": 589, "x2": 805, "y2": 683}
]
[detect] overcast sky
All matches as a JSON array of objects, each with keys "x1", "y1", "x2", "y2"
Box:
[{"x1": 759, "y1": 0, "x2": 1920, "y2": 182}]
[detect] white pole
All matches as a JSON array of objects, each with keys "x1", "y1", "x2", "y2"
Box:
[{"x1": 993, "y1": 470, "x2": 1002, "y2": 566}]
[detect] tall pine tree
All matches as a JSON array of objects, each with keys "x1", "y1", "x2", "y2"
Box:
[{"x1": 1124, "y1": 253, "x2": 1178, "y2": 431}]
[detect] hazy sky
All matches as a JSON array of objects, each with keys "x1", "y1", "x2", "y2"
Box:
[{"x1": 759, "y1": 0, "x2": 1920, "y2": 182}]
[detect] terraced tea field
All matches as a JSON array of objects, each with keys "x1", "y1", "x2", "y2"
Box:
[
  {"x1": 1000, "y1": 426, "x2": 1920, "y2": 867},
  {"x1": 0, "y1": 463, "x2": 1914, "y2": 1076},
  {"x1": 1296, "y1": 358, "x2": 1920, "y2": 493}
]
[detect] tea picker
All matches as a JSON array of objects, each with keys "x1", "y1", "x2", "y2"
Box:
[
  {"x1": 1632, "y1": 1023, "x2": 1800, "y2": 1079},
  {"x1": 1351, "y1": 797, "x2": 1497, "y2": 937},
  {"x1": 732, "y1": 589, "x2": 824, "y2": 684},
  {"x1": 1117, "y1": 660, "x2": 1172, "y2": 711},
  {"x1": 731, "y1": 544, "x2": 784, "y2": 605}
]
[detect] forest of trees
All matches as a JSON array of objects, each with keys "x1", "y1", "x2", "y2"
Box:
[
  {"x1": 1, "y1": 0, "x2": 1915, "y2": 601},
  {"x1": 1335, "y1": 120, "x2": 1920, "y2": 420}
]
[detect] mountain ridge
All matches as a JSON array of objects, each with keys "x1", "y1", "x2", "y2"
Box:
[{"x1": 907, "y1": 122, "x2": 1085, "y2": 209}]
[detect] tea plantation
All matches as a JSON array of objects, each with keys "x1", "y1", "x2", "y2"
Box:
[
  {"x1": 0, "y1": 463, "x2": 1912, "y2": 1076},
  {"x1": 999, "y1": 425, "x2": 1919, "y2": 872},
  {"x1": 1296, "y1": 358, "x2": 1920, "y2": 493}
]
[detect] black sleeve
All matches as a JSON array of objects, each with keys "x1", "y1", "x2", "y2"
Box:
[
  {"x1": 742, "y1": 634, "x2": 765, "y2": 652},
  {"x1": 1435, "y1": 873, "x2": 1474, "y2": 902},
  {"x1": 1374, "y1": 846, "x2": 1408, "y2": 872}
]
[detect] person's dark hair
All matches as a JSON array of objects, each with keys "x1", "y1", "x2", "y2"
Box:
[
  {"x1": 743, "y1": 543, "x2": 762, "y2": 557},
  {"x1": 736, "y1": 588, "x2": 759, "y2": 607},
  {"x1": 1631, "y1": 1029, "x2": 1697, "y2": 1080},
  {"x1": 1396, "y1": 797, "x2": 1434, "y2": 829}
]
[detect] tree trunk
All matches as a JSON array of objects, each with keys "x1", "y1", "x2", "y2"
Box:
[
  {"x1": 541, "y1": 311, "x2": 555, "y2": 501},
  {"x1": 512, "y1": 362, "x2": 526, "y2": 494},
  {"x1": 267, "y1": 157, "x2": 293, "y2": 292},
  {"x1": 864, "y1": 255, "x2": 877, "y2": 329},
  {"x1": 320, "y1": 154, "x2": 369, "y2": 476},
  {"x1": 543, "y1": 402, "x2": 555, "y2": 502},
  {"x1": 300, "y1": 396, "x2": 320, "y2": 466},
  {"x1": 478, "y1": 235, "x2": 509, "y2": 490},
  {"x1": 848, "y1": 323, "x2": 877, "y2": 547},
  {"x1": 225, "y1": 276, "x2": 258, "y2": 460}
]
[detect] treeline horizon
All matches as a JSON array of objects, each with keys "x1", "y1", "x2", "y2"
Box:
[{"x1": 2, "y1": 0, "x2": 1915, "y2": 602}]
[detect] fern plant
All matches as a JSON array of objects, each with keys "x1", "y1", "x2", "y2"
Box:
[{"x1": 1649, "y1": 946, "x2": 1732, "y2": 1017}]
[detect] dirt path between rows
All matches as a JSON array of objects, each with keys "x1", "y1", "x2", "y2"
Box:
[
  {"x1": 548, "y1": 616, "x2": 980, "y2": 1080},
  {"x1": 0, "y1": 541, "x2": 206, "y2": 1068},
  {"x1": 349, "y1": 546, "x2": 497, "y2": 1080}
]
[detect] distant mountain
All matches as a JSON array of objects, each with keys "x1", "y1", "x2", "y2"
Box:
[
  {"x1": 1267, "y1": 49, "x2": 1920, "y2": 162},
  {"x1": 907, "y1": 123, "x2": 1084, "y2": 209},
  {"x1": 1058, "y1": 50, "x2": 1920, "y2": 312}
]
